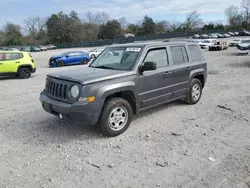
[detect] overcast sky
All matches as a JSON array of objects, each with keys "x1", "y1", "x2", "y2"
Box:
[{"x1": 1, "y1": 0, "x2": 241, "y2": 27}]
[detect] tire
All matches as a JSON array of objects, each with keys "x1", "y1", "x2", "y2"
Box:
[
  {"x1": 91, "y1": 54, "x2": 96, "y2": 59},
  {"x1": 19, "y1": 67, "x2": 31, "y2": 79},
  {"x1": 56, "y1": 60, "x2": 64, "y2": 67},
  {"x1": 185, "y1": 78, "x2": 202, "y2": 105},
  {"x1": 81, "y1": 59, "x2": 88, "y2": 65},
  {"x1": 98, "y1": 97, "x2": 133, "y2": 137}
]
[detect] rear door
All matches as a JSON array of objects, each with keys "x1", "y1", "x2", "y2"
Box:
[
  {"x1": 139, "y1": 47, "x2": 173, "y2": 109},
  {"x1": 67, "y1": 52, "x2": 82, "y2": 64},
  {"x1": 167, "y1": 45, "x2": 191, "y2": 98},
  {"x1": 72, "y1": 52, "x2": 84, "y2": 64}
]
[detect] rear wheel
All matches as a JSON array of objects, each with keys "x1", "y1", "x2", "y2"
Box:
[
  {"x1": 19, "y1": 67, "x2": 31, "y2": 79},
  {"x1": 98, "y1": 97, "x2": 132, "y2": 137},
  {"x1": 185, "y1": 78, "x2": 202, "y2": 105}
]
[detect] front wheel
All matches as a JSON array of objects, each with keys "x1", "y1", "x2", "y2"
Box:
[
  {"x1": 19, "y1": 67, "x2": 31, "y2": 79},
  {"x1": 98, "y1": 97, "x2": 132, "y2": 137},
  {"x1": 185, "y1": 78, "x2": 202, "y2": 105},
  {"x1": 81, "y1": 59, "x2": 88, "y2": 65},
  {"x1": 56, "y1": 60, "x2": 64, "y2": 67}
]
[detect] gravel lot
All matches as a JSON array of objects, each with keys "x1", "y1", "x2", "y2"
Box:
[{"x1": 0, "y1": 41, "x2": 250, "y2": 188}]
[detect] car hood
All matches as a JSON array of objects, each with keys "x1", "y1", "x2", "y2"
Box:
[
  {"x1": 47, "y1": 67, "x2": 134, "y2": 85},
  {"x1": 50, "y1": 55, "x2": 64, "y2": 59}
]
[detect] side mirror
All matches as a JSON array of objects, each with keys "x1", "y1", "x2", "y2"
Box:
[{"x1": 141, "y1": 61, "x2": 157, "y2": 72}]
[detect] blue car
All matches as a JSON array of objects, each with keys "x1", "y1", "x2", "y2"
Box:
[{"x1": 49, "y1": 51, "x2": 91, "y2": 67}]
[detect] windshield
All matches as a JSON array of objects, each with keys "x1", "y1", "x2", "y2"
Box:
[
  {"x1": 59, "y1": 52, "x2": 68, "y2": 56},
  {"x1": 90, "y1": 47, "x2": 141, "y2": 70}
]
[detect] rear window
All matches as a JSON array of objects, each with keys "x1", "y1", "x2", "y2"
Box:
[
  {"x1": 5, "y1": 53, "x2": 23, "y2": 60},
  {"x1": 188, "y1": 45, "x2": 203, "y2": 61}
]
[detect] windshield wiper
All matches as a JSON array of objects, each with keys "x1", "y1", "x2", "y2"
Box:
[{"x1": 92, "y1": 65, "x2": 114, "y2": 70}]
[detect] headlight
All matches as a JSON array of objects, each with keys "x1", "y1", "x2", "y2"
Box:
[{"x1": 70, "y1": 85, "x2": 79, "y2": 98}]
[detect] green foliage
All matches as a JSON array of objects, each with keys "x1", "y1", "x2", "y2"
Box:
[
  {"x1": 142, "y1": 15, "x2": 156, "y2": 35},
  {"x1": 46, "y1": 11, "x2": 82, "y2": 43},
  {"x1": 126, "y1": 24, "x2": 140, "y2": 34},
  {"x1": 203, "y1": 24, "x2": 225, "y2": 31},
  {"x1": 0, "y1": 31, "x2": 6, "y2": 46},
  {"x1": 97, "y1": 20, "x2": 122, "y2": 39},
  {"x1": 3, "y1": 23, "x2": 23, "y2": 46}
]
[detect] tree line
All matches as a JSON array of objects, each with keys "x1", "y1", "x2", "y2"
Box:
[{"x1": 1, "y1": 0, "x2": 250, "y2": 46}]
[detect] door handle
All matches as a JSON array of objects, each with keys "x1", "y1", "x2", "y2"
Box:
[
  {"x1": 15, "y1": 62, "x2": 20, "y2": 64},
  {"x1": 186, "y1": 67, "x2": 191, "y2": 71},
  {"x1": 0, "y1": 63, "x2": 2, "y2": 65}
]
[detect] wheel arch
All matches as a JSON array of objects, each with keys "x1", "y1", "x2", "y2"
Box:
[
  {"x1": 95, "y1": 82, "x2": 139, "y2": 120},
  {"x1": 190, "y1": 69, "x2": 206, "y2": 88},
  {"x1": 17, "y1": 64, "x2": 32, "y2": 73}
]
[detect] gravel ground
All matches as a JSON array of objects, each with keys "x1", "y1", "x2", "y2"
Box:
[{"x1": 0, "y1": 43, "x2": 250, "y2": 188}]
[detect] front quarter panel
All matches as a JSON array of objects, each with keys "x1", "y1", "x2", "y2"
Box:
[{"x1": 82, "y1": 79, "x2": 139, "y2": 119}]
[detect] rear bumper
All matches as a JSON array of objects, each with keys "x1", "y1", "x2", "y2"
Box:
[
  {"x1": 39, "y1": 90, "x2": 99, "y2": 125},
  {"x1": 32, "y1": 67, "x2": 36, "y2": 73}
]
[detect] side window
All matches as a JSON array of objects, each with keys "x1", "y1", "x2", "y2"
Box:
[
  {"x1": 5, "y1": 53, "x2": 23, "y2": 61},
  {"x1": 144, "y1": 48, "x2": 168, "y2": 68},
  {"x1": 188, "y1": 45, "x2": 203, "y2": 61},
  {"x1": 170, "y1": 46, "x2": 189, "y2": 65},
  {"x1": 0, "y1": 53, "x2": 4, "y2": 61}
]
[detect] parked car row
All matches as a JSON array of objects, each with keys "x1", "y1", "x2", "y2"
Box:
[
  {"x1": 185, "y1": 39, "x2": 229, "y2": 51},
  {"x1": 192, "y1": 32, "x2": 238, "y2": 39},
  {"x1": 0, "y1": 44, "x2": 56, "y2": 52},
  {"x1": 209, "y1": 41, "x2": 228, "y2": 51}
]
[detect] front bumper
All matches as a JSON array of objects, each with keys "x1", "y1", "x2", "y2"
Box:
[
  {"x1": 200, "y1": 45, "x2": 208, "y2": 49},
  {"x1": 236, "y1": 50, "x2": 249, "y2": 55},
  {"x1": 39, "y1": 90, "x2": 99, "y2": 125}
]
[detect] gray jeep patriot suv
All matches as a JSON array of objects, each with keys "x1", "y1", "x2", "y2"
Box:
[{"x1": 40, "y1": 42, "x2": 207, "y2": 137}]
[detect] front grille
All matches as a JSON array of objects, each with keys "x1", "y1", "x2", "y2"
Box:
[
  {"x1": 46, "y1": 80, "x2": 67, "y2": 99},
  {"x1": 45, "y1": 77, "x2": 80, "y2": 103}
]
